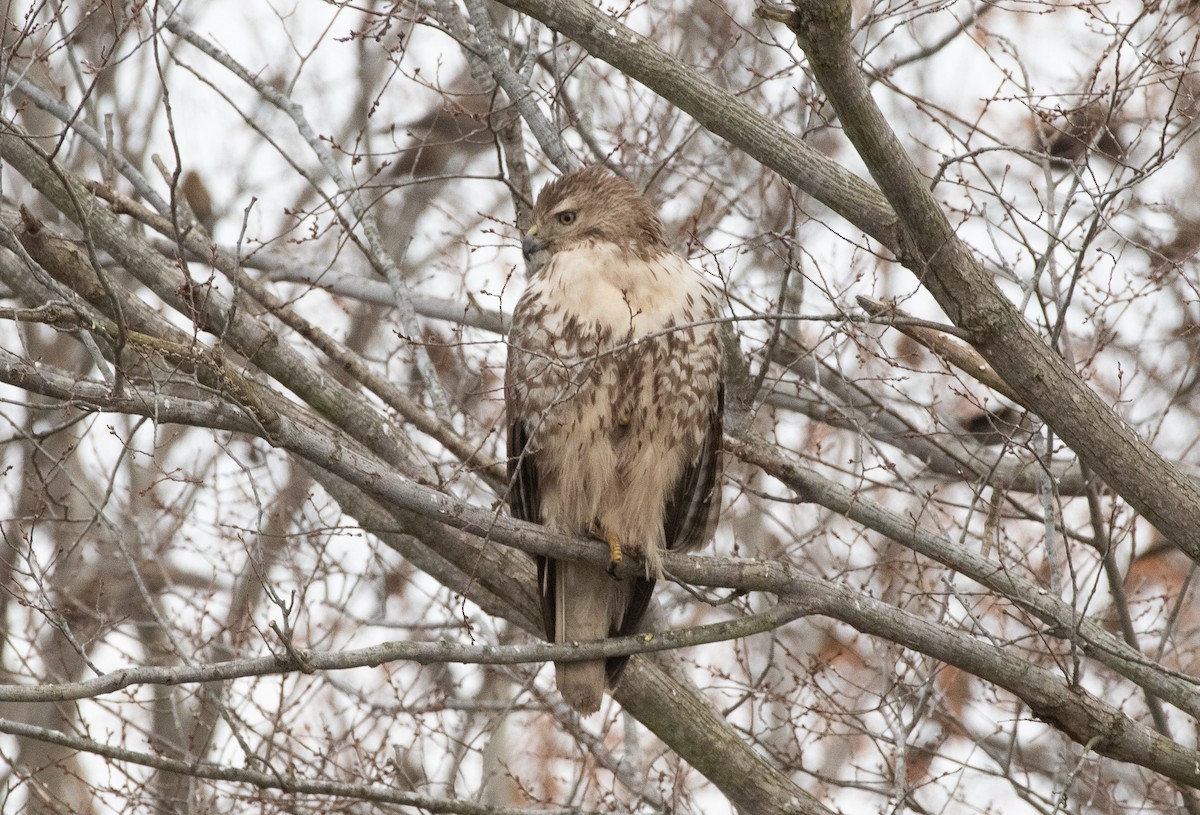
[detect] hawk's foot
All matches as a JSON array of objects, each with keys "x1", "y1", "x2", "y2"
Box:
[{"x1": 606, "y1": 531, "x2": 622, "y2": 576}]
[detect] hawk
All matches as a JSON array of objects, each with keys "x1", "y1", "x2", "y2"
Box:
[{"x1": 505, "y1": 166, "x2": 725, "y2": 714}]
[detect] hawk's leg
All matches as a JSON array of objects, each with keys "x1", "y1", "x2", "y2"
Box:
[{"x1": 587, "y1": 518, "x2": 623, "y2": 576}]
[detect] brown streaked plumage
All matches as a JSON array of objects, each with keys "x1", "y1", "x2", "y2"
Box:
[{"x1": 505, "y1": 166, "x2": 725, "y2": 714}]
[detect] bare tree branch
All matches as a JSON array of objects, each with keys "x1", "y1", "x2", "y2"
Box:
[
  {"x1": 0, "y1": 716, "x2": 593, "y2": 815},
  {"x1": 0, "y1": 603, "x2": 805, "y2": 703}
]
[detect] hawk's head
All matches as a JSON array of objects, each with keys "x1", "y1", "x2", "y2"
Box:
[{"x1": 522, "y1": 166, "x2": 666, "y2": 272}]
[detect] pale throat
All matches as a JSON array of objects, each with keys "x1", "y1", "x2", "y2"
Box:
[{"x1": 538, "y1": 242, "x2": 693, "y2": 337}]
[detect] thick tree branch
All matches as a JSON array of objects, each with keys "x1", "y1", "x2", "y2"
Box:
[{"x1": 615, "y1": 657, "x2": 835, "y2": 815}]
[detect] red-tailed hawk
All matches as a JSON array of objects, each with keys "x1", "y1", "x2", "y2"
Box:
[{"x1": 505, "y1": 166, "x2": 725, "y2": 714}]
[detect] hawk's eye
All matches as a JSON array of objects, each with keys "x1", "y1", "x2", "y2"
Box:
[{"x1": 557, "y1": 210, "x2": 577, "y2": 225}]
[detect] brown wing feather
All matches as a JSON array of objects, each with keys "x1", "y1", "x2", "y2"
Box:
[
  {"x1": 506, "y1": 415, "x2": 556, "y2": 641},
  {"x1": 663, "y1": 382, "x2": 725, "y2": 552},
  {"x1": 506, "y1": 418, "x2": 540, "y2": 526}
]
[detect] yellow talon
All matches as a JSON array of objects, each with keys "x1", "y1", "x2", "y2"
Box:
[{"x1": 606, "y1": 531, "x2": 622, "y2": 575}]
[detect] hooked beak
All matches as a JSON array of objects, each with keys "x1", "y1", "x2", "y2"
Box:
[{"x1": 522, "y1": 225, "x2": 544, "y2": 260}]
